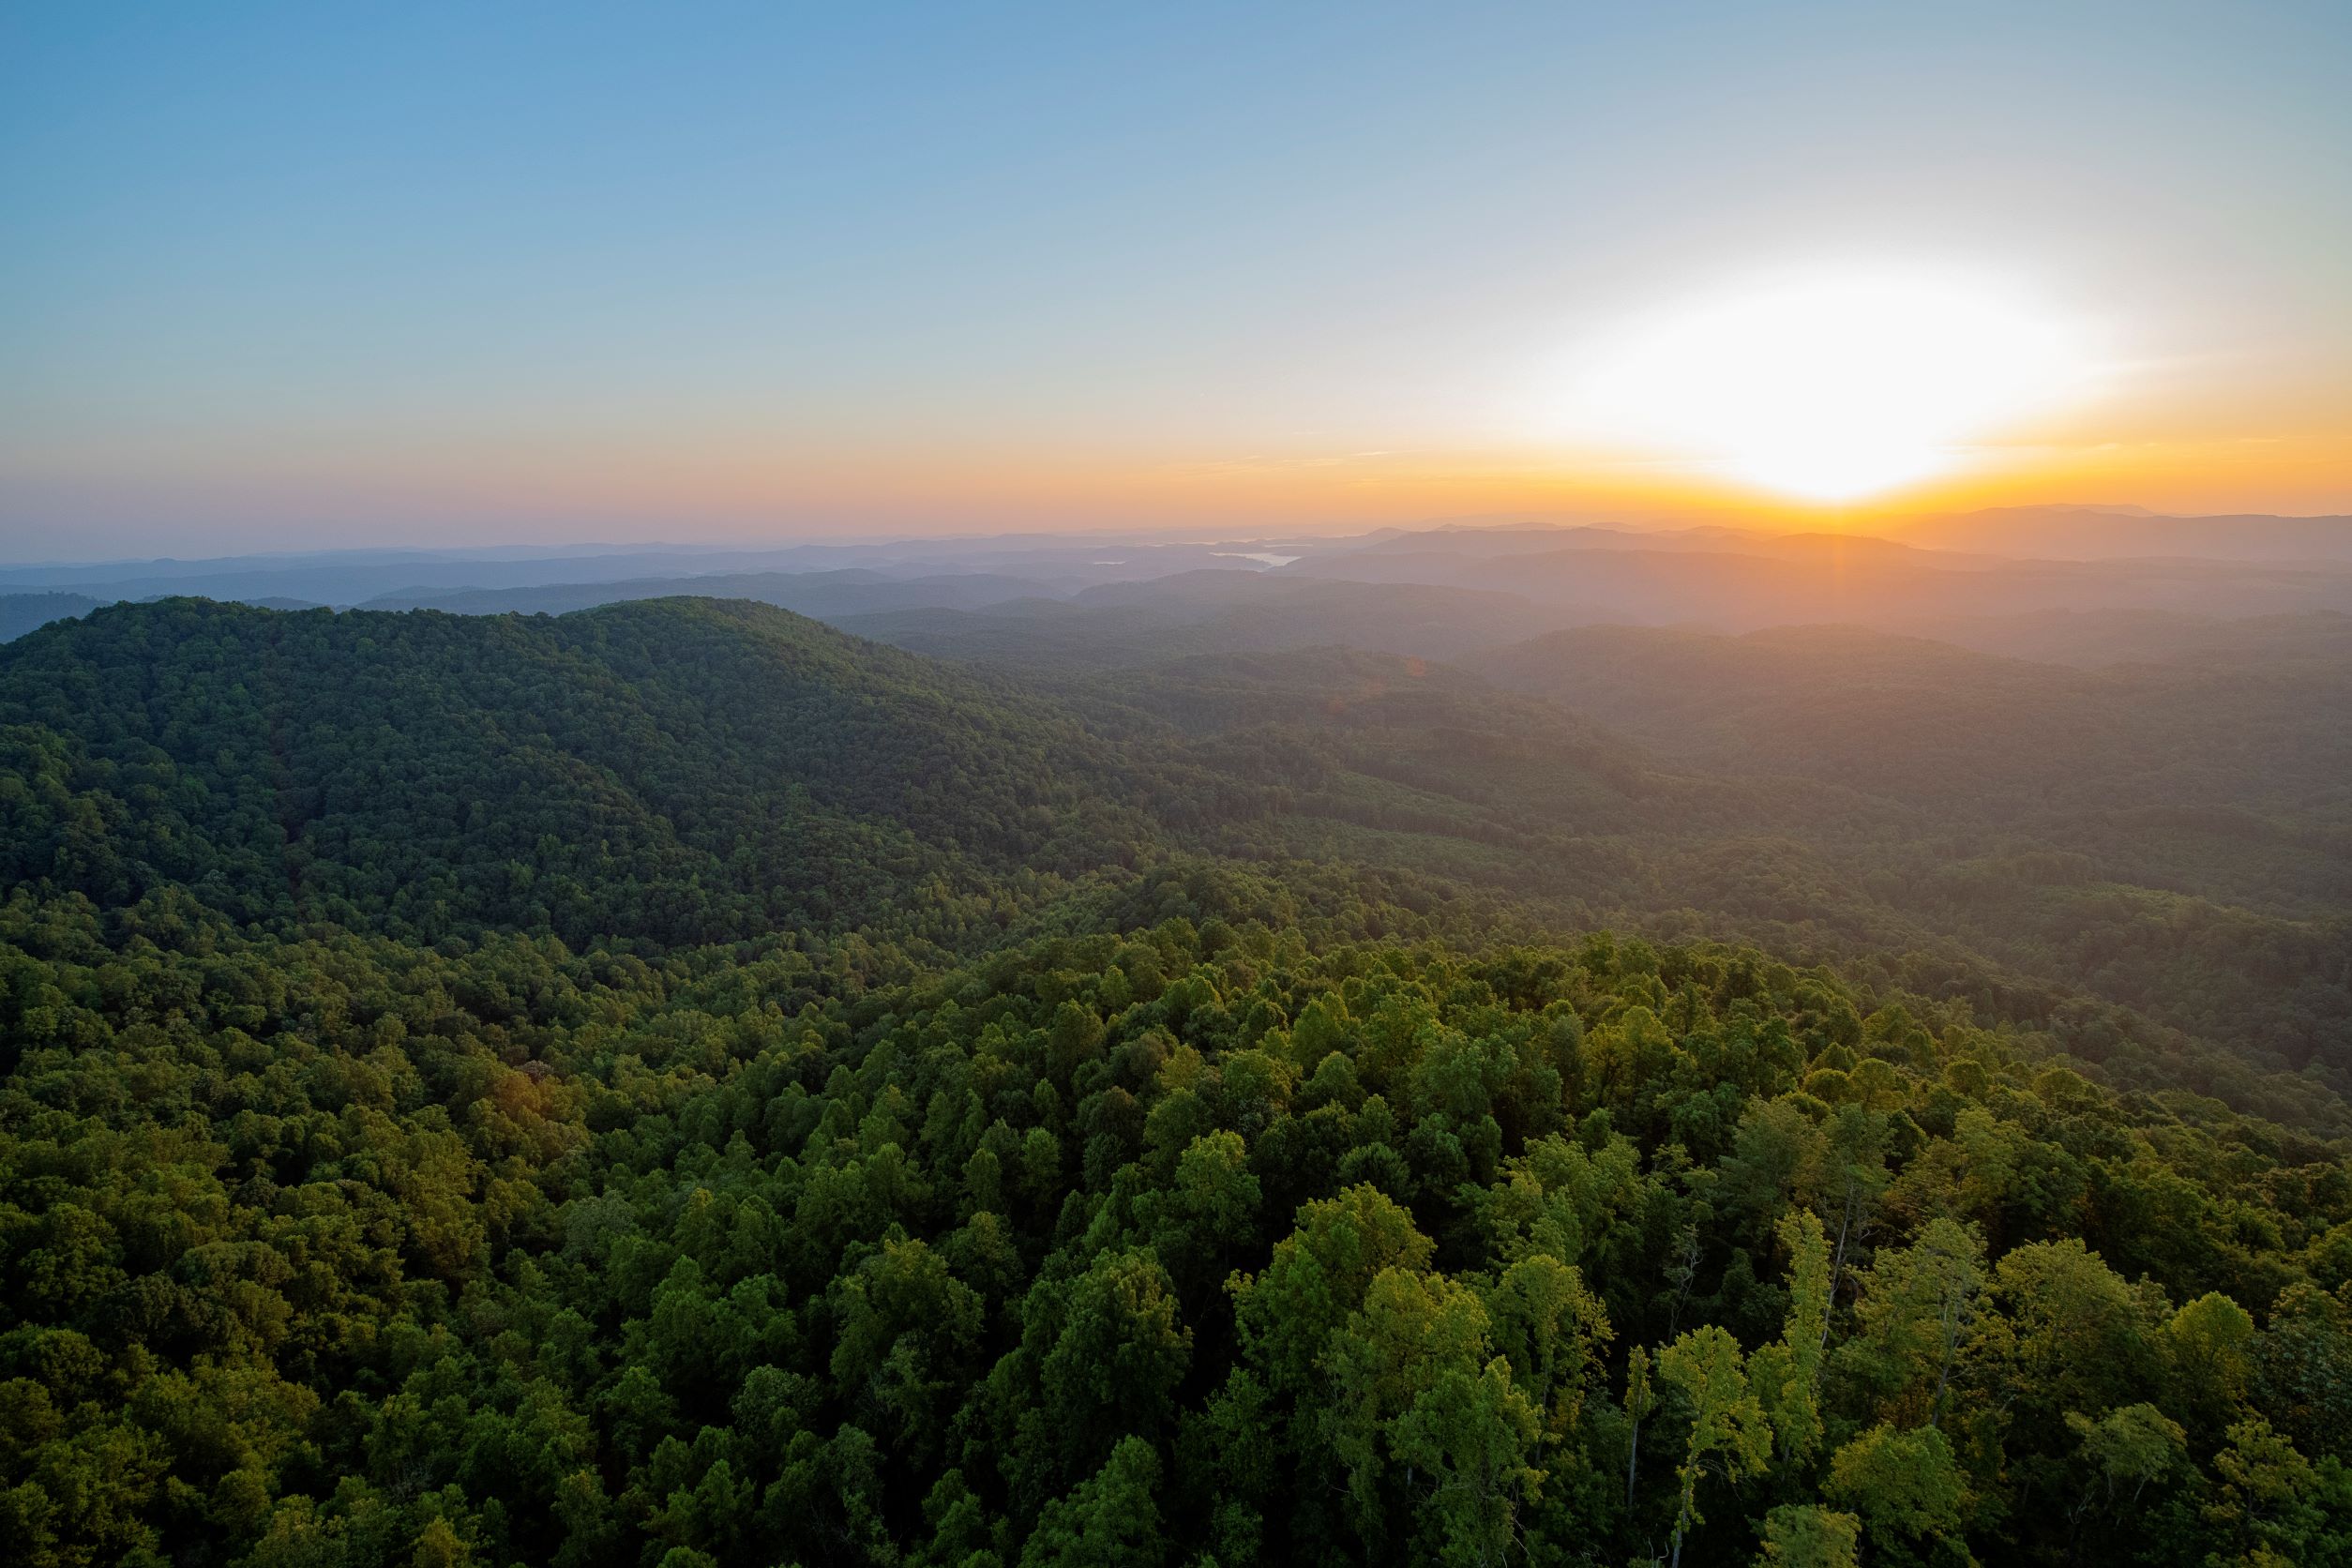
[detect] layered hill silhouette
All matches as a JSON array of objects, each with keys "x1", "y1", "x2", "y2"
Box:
[
  {"x1": 1892, "y1": 504, "x2": 2352, "y2": 562},
  {"x1": 10, "y1": 594, "x2": 2341, "y2": 1109},
  {"x1": 1280, "y1": 533, "x2": 2352, "y2": 627}
]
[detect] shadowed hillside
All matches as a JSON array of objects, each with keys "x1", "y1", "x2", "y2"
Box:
[{"x1": 0, "y1": 597, "x2": 1198, "y2": 949}]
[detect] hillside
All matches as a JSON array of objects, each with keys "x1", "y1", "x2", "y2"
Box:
[
  {"x1": 14, "y1": 596, "x2": 2335, "y2": 1098},
  {"x1": 358, "y1": 569, "x2": 1065, "y2": 619},
  {"x1": 1904, "y1": 608, "x2": 2352, "y2": 668},
  {"x1": 0, "y1": 597, "x2": 1193, "y2": 951},
  {"x1": 1467, "y1": 622, "x2": 2352, "y2": 820},
  {"x1": 2, "y1": 597, "x2": 2349, "y2": 1568},
  {"x1": 838, "y1": 575, "x2": 1577, "y2": 670},
  {"x1": 1281, "y1": 536, "x2": 2352, "y2": 626},
  {"x1": 1462, "y1": 623, "x2": 2352, "y2": 1072},
  {"x1": 1892, "y1": 505, "x2": 2352, "y2": 563}
]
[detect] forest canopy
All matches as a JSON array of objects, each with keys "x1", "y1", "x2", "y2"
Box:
[{"x1": 1, "y1": 598, "x2": 2346, "y2": 1568}]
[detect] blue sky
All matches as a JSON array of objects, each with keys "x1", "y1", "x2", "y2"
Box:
[{"x1": 4, "y1": 1, "x2": 2347, "y2": 556}]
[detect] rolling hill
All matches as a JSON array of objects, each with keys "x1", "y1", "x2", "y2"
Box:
[
  {"x1": 0, "y1": 597, "x2": 1189, "y2": 951},
  {"x1": 4, "y1": 595, "x2": 2350, "y2": 1568},
  {"x1": 840, "y1": 574, "x2": 1578, "y2": 669}
]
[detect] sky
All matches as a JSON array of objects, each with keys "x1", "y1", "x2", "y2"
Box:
[{"x1": 3, "y1": 0, "x2": 2348, "y2": 560}]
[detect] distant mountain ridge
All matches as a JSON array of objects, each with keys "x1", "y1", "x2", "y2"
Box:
[
  {"x1": 0, "y1": 535, "x2": 1310, "y2": 606},
  {"x1": 1892, "y1": 504, "x2": 2352, "y2": 562},
  {"x1": 0, "y1": 592, "x2": 99, "y2": 642},
  {"x1": 358, "y1": 568, "x2": 1065, "y2": 618},
  {"x1": 1280, "y1": 535, "x2": 2352, "y2": 626},
  {"x1": 12, "y1": 507, "x2": 2352, "y2": 665},
  {"x1": 15, "y1": 505, "x2": 2349, "y2": 610}
]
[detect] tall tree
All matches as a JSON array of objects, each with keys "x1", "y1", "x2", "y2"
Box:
[
  {"x1": 1655, "y1": 1325, "x2": 1772, "y2": 1568},
  {"x1": 1840, "y1": 1217, "x2": 1985, "y2": 1428},
  {"x1": 1749, "y1": 1210, "x2": 1832, "y2": 1462}
]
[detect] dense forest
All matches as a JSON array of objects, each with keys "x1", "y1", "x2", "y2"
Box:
[{"x1": 3, "y1": 597, "x2": 2348, "y2": 1568}]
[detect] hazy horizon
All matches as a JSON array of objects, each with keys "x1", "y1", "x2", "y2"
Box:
[{"x1": 7, "y1": 500, "x2": 2352, "y2": 572}]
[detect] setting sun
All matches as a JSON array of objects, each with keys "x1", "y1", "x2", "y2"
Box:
[{"x1": 1572, "y1": 269, "x2": 2094, "y2": 502}]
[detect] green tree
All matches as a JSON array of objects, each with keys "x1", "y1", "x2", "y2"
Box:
[
  {"x1": 1749, "y1": 1210, "x2": 1831, "y2": 1461},
  {"x1": 1037, "y1": 1249, "x2": 1191, "y2": 1470},
  {"x1": 1323, "y1": 1268, "x2": 1540, "y2": 1560},
  {"x1": 1020, "y1": 1437, "x2": 1166, "y2": 1568},
  {"x1": 1230, "y1": 1184, "x2": 1433, "y2": 1398},
  {"x1": 1753, "y1": 1504, "x2": 1861, "y2": 1568},
  {"x1": 1655, "y1": 1325, "x2": 1772, "y2": 1568},
  {"x1": 1825, "y1": 1424, "x2": 1965, "y2": 1554},
  {"x1": 1482, "y1": 1253, "x2": 1612, "y2": 1441},
  {"x1": 2064, "y1": 1401, "x2": 2183, "y2": 1542},
  {"x1": 2196, "y1": 1417, "x2": 2352, "y2": 1567},
  {"x1": 1840, "y1": 1217, "x2": 1985, "y2": 1427}
]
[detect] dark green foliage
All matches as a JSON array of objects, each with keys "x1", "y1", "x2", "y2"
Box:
[
  {"x1": 1465, "y1": 621, "x2": 2352, "y2": 1084},
  {"x1": 0, "y1": 597, "x2": 1199, "y2": 951},
  {"x1": 6, "y1": 905, "x2": 2348, "y2": 1566},
  {"x1": 2, "y1": 598, "x2": 2348, "y2": 1568}
]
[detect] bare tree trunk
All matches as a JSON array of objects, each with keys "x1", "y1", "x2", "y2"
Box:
[
  {"x1": 1820, "y1": 1184, "x2": 1856, "y2": 1355},
  {"x1": 1929, "y1": 1268, "x2": 1969, "y2": 1426},
  {"x1": 1669, "y1": 1474, "x2": 1696, "y2": 1568},
  {"x1": 1666, "y1": 1226, "x2": 1700, "y2": 1337}
]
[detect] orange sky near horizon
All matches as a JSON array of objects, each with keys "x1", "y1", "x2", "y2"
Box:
[{"x1": 8, "y1": 421, "x2": 2349, "y2": 555}]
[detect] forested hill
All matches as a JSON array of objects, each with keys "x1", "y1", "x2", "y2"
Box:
[
  {"x1": 5, "y1": 596, "x2": 2346, "y2": 1105},
  {"x1": 1466, "y1": 621, "x2": 2352, "y2": 819},
  {"x1": 7, "y1": 596, "x2": 2346, "y2": 1103},
  {"x1": 0, "y1": 597, "x2": 1237, "y2": 952},
  {"x1": 1, "y1": 597, "x2": 2349, "y2": 1568}
]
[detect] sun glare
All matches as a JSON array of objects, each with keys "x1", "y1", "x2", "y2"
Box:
[{"x1": 1571, "y1": 268, "x2": 2090, "y2": 502}]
